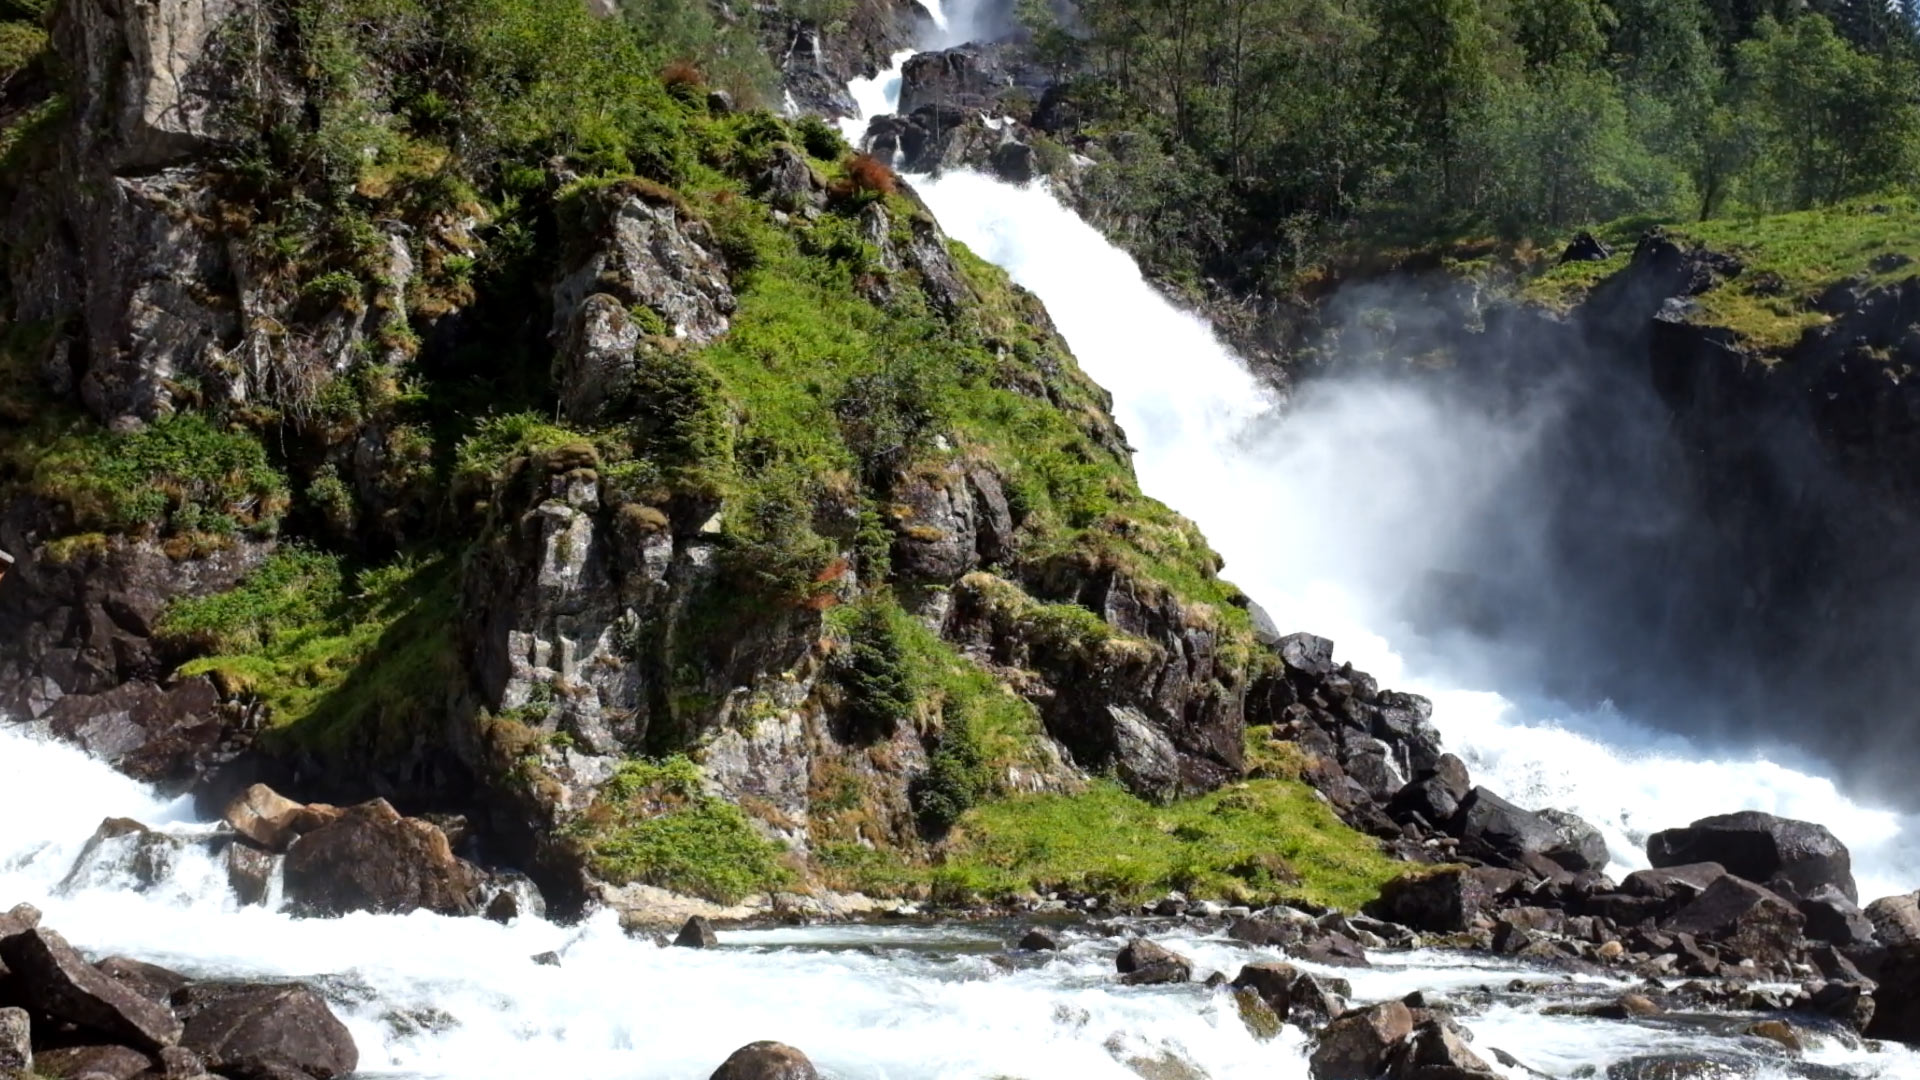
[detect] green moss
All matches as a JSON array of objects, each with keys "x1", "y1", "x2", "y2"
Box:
[
  {"x1": 935, "y1": 778, "x2": 1401, "y2": 911},
  {"x1": 565, "y1": 756, "x2": 791, "y2": 904},
  {"x1": 28, "y1": 414, "x2": 289, "y2": 536}
]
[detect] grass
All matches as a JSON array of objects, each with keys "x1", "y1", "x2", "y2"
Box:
[
  {"x1": 24, "y1": 413, "x2": 290, "y2": 536},
  {"x1": 563, "y1": 756, "x2": 792, "y2": 904},
  {"x1": 164, "y1": 551, "x2": 459, "y2": 758},
  {"x1": 1518, "y1": 198, "x2": 1920, "y2": 350},
  {"x1": 928, "y1": 778, "x2": 1398, "y2": 911}
]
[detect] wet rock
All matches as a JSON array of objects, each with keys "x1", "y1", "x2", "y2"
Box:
[
  {"x1": 709, "y1": 1041, "x2": 818, "y2": 1080},
  {"x1": 1647, "y1": 811, "x2": 1855, "y2": 902},
  {"x1": 1622, "y1": 862, "x2": 1727, "y2": 901},
  {"x1": 1742, "y1": 1019, "x2": 1802, "y2": 1052},
  {"x1": 0, "y1": 929, "x2": 182, "y2": 1051},
  {"x1": 222, "y1": 785, "x2": 311, "y2": 852},
  {"x1": 1661, "y1": 875, "x2": 1805, "y2": 968},
  {"x1": 988, "y1": 141, "x2": 1034, "y2": 185},
  {"x1": 30, "y1": 1045, "x2": 153, "y2": 1080},
  {"x1": 1798, "y1": 884, "x2": 1875, "y2": 946},
  {"x1": 1368, "y1": 867, "x2": 1526, "y2": 933},
  {"x1": 282, "y1": 800, "x2": 483, "y2": 917},
  {"x1": 95, "y1": 957, "x2": 191, "y2": 1004},
  {"x1": 1285, "y1": 972, "x2": 1351, "y2": 1026},
  {"x1": 0, "y1": 1008, "x2": 28, "y2": 1077},
  {"x1": 1016, "y1": 928, "x2": 1061, "y2": 952},
  {"x1": 43, "y1": 680, "x2": 226, "y2": 787},
  {"x1": 673, "y1": 917, "x2": 718, "y2": 949},
  {"x1": 1866, "y1": 942, "x2": 1920, "y2": 1043},
  {"x1": 1390, "y1": 1018, "x2": 1496, "y2": 1078},
  {"x1": 1866, "y1": 891, "x2": 1920, "y2": 948},
  {"x1": 1293, "y1": 926, "x2": 1370, "y2": 969},
  {"x1": 531, "y1": 952, "x2": 561, "y2": 967},
  {"x1": 1228, "y1": 962, "x2": 1297, "y2": 1010},
  {"x1": 1309, "y1": 1001, "x2": 1413, "y2": 1080},
  {"x1": 1116, "y1": 940, "x2": 1191, "y2": 986},
  {"x1": 171, "y1": 982, "x2": 358, "y2": 1080},
  {"x1": 1604, "y1": 1056, "x2": 1747, "y2": 1079},
  {"x1": 224, "y1": 843, "x2": 276, "y2": 908},
  {"x1": 1450, "y1": 788, "x2": 1604, "y2": 872}
]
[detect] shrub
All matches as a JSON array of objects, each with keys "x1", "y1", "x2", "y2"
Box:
[
  {"x1": 835, "y1": 599, "x2": 916, "y2": 740},
  {"x1": 566, "y1": 756, "x2": 790, "y2": 903},
  {"x1": 796, "y1": 115, "x2": 845, "y2": 161},
  {"x1": 661, "y1": 60, "x2": 704, "y2": 89},
  {"x1": 32, "y1": 414, "x2": 290, "y2": 536},
  {"x1": 629, "y1": 346, "x2": 732, "y2": 489},
  {"x1": 843, "y1": 153, "x2": 896, "y2": 197},
  {"x1": 719, "y1": 463, "x2": 837, "y2": 602},
  {"x1": 911, "y1": 704, "x2": 987, "y2": 832}
]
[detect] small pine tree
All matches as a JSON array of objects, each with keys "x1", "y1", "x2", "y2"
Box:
[{"x1": 839, "y1": 602, "x2": 914, "y2": 740}]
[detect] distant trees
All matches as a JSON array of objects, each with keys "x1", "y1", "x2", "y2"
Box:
[{"x1": 1056, "y1": 0, "x2": 1920, "y2": 284}]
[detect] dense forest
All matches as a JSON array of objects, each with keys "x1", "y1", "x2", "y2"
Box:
[{"x1": 1010, "y1": 0, "x2": 1920, "y2": 290}]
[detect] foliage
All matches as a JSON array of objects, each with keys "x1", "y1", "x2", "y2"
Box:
[
  {"x1": 157, "y1": 547, "x2": 344, "y2": 653},
  {"x1": 29, "y1": 414, "x2": 289, "y2": 536},
  {"x1": 565, "y1": 756, "x2": 791, "y2": 903},
  {"x1": 934, "y1": 779, "x2": 1401, "y2": 910},
  {"x1": 833, "y1": 599, "x2": 916, "y2": 740}
]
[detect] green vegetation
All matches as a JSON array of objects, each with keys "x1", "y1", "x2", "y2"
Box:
[
  {"x1": 23, "y1": 414, "x2": 289, "y2": 537},
  {"x1": 162, "y1": 551, "x2": 458, "y2": 758},
  {"x1": 834, "y1": 599, "x2": 917, "y2": 740},
  {"x1": 565, "y1": 756, "x2": 792, "y2": 904},
  {"x1": 1026, "y1": 0, "x2": 1920, "y2": 291}
]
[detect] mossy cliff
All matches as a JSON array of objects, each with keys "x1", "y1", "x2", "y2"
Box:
[{"x1": 0, "y1": 0, "x2": 1400, "y2": 912}]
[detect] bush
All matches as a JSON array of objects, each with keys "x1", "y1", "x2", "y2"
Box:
[
  {"x1": 629, "y1": 346, "x2": 732, "y2": 489},
  {"x1": 835, "y1": 600, "x2": 916, "y2": 740},
  {"x1": 719, "y1": 463, "x2": 837, "y2": 602},
  {"x1": 32, "y1": 414, "x2": 290, "y2": 536},
  {"x1": 911, "y1": 705, "x2": 987, "y2": 832},
  {"x1": 796, "y1": 115, "x2": 845, "y2": 161}
]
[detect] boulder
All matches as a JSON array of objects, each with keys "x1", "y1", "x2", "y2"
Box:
[
  {"x1": 1451, "y1": 788, "x2": 1603, "y2": 872},
  {"x1": 1368, "y1": 867, "x2": 1526, "y2": 933},
  {"x1": 1798, "y1": 884, "x2": 1875, "y2": 946},
  {"x1": 171, "y1": 982, "x2": 358, "y2": 1080},
  {"x1": 0, "y1": 904, "x2": 37, "y2": 941},
  {"x1": 225, "y1": 843, "x2": 276, "y2": 907},
  {"x1": 1276, "y1": 634, "x2": 1335, "y2": 678},
  {"x1": 282, "y1": 800, "x2": 483, "y2": 917},
  {"x1": 1293, "y1": 926, "x2": 1370, "y2": 969},
  {"x1": 1867, "y1": 892, "x2": 1920, "y2": 949},
  {"x1": 1016, "y1": 928, "x2": 1061, "y2": 952},
  {"x1": 30, "y1": 1045, "x2": 153, "y2": 1080},
  {"x1": 1560, "y1": 232, "x2": 1613, "y2": 264},
  {"x1": 1661, "y1": 875, "x2": 1805, "y2": 968},
  {"x1": 1387, "y1": 755, "x2": 1471, "y2": 827},
  {"x1": 1285, "y1": 971, "x2": 1351, "y2": 1026},
  {"x1": 1228, "y1": 962, "x2": 1298, "y2": 1011},
  {"x1": 709, "y1": 1041, "x2": 818, "y2": 1080},
  {"x1": 1621, "y1": 862, "x2": 1726, "y2": 901},
  {"x1": 221, "y1": 785, "x2": 311, "y2": 853},
  {"x1": 95, "y1": 957, "x2": 191, "y2": 1004},
  {"x1": 673, "y1": 917, "x2": 718, "y2": 949},
  {"x1": 0, "y1": 929, "x2": 182, "y2": 1051},
  {"x1": 1309, "y1": 1001, "x2": 1413, "y2": 1080},
  {"x1": 0, "y1": 1008, "x2": 27, "y2": 1078},
  {"x1": 1390, "y1": 1019, "x2": 1497, "y2": 1078},
  {"x1": 1647, "y1": 811, "x2": 1855, "y2": 902},
  {"x1": 1115, "y1": 939, "x2": 1191, "y2": 986}
]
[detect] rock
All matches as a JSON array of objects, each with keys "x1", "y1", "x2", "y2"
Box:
[
  {"x1": 1276, "y1": 633, "x2": 1335, "y2": 678},
  {"x1": 171, "y1": 982, "x2": 358, "y2": 1080},
  {"x1": 1866, "y1": 939, "x2": 1920, "y2": 1043},
  {"x1": 30, "y1": 1046, "x2": 154, "y2": 1080},
  {"x1": 43, "y1": 679, "x2": 226, "y2": 787},
  {"x1": 1228, "y1": 962, "x2": 1298, "y2": 1010},
  {"x1": 0, "y1": 1008, "x2": 27, "y2": 1078},
  {"x1": 1368, "y1": 867, "x2": 1526, "y2": 933},
  {"x1": 1604, "y1": 1055, "x2": 1747, "y2": 1079},
  {"x1": 1742, "y1": 1019, "x2": 1802, "y2": 1052},
  {"x1": 1391, "y1": 1018, "x2": 1496, "y2": 1077},
  {"x1": 0, "y1": 904, "x2": 38, "y2": 940},
  {"x1": 1661, "y1": 875, "x2": 1805, "y2": 968},
  {"x1": 1647, "y1": 811, "x2": 1855, "y2": 902},
  {"x1": 222, "y1": 785, "x2": 311, "y2": 852},
  {"x1": 531, "y1": 952, "x2": 561, "y2": 967},
  {"x1": 95, "y1": 957, "x2": 191, "y2": 1004},
  {"x1": 988, "y1": 142, "x2": 1034, "y2": 185},
  {"x1": 1621, "y1": 862, "x2": 1726, "y2": 901},
  {"x1": 282, "y1": 800, "x2": 483, "y2": 917},
  {"x1": 1285, "y1": 972, "x2": 1351, "y2": 1026},
  {"x1": 1560, "y1": 231, "x2": 1614, "y2": 264},
  {"x1": 1387, "y1": 755, "x2": 1471, "y2": 827},
  {"x1": 709, "y1": 1041, "x2": 818, "y2": 1080},
  {"x1": 1309, "y1": 1001, "x2": 1413, "y2": 1080},
  {"x1": 1450, "y1": 788, "x2": 1603, "y2": 872},
  {"x1": 1293, "y1": 926, "x2": 1370, "y2": 968},
  {"x1": 1866, "y1": 891, "x2": 1920, "y2": 948},
  {"x1": 1798, "y1": 883, "x2": 1875, "y2": 946},
  {"x1": 1016, "y1": 928, "x2": 1061, "y2": 952},
  {"x1": 673, "y1": 916, "x2": 718, "y2": 949},
  {"x1": 0, "y1": 929, "x2": 182, "y2": 1051},
  {"x1": 225, "y1": 843, "x2": 276, "y2": 907},
  {"x1": 1115, "y1": 939, "x2": 1191, "y2": 986}
]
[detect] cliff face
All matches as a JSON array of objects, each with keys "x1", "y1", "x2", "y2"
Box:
[{"x1": 0, "y1": 0, "x2": 1273, "y2": 907}]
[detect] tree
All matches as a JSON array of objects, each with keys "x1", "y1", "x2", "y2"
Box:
[
  {"x1": 1372, "y1": 0, "x2": 1510, "y2": 204},
  {"x1": 1478, "y1": 62, "x2": 1672, "y2": 229},
  {"x1": 1511, "y1": 0, "x2": 1610, "y2": 70},
  {"x1": 1733, "y1": 15, "x2": 1920, "y2": 208}
]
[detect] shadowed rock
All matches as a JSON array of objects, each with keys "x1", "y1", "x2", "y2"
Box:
[
  {"x1": 0, "y1": 928, "x2": 181, "y2": 1051},
  {"x1": 171, "y1": 982, "x2": 358, "y2": 1080},
  {"x1": 1648, "y1": 811, "x2": 1855, "y2": 902}
]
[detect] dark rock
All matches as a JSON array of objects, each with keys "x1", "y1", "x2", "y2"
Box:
[
  {"x1": 1604, "y1": 1054, "x2": 1748, "y2": 1079},
  {"x1": 225, "y1": 843, "x2": 275, "y2": 907},
  {"x1": 1368, "y1": 867, "x2": 1526, "y2": 933},
  {"x1": 1647, "y1": 811, "x2": 1855, "y2": 902},
  {"x1": 1293, "y1": 927, "x2": 1370, "y2": 968},
  {"x1": 31, "y1": 1045, "x2": 153, "y2": 1080},
  {"x1": 988, "y1": 142, "x2": 1034, "y2": 185},
  {"x1": 1798, "y1": 883, "x2": 1875, "y2": 946},
  {"x1": 1661, "y1": 875, "x2": 1805, "y2": 967},
  {"x1": 0, "y1": 929, "x2": 181, "y2": 1051},
  {"x1": 1309, "y1": 1001, "x2": 1413, "y2": 1080},
  {"x1": 282, "y1": 800, "x2": 483, "y2": 917},
  {"x1": 42, "y1": 679, "x2": 226, "y2": 787},
  {"x1": 95, "y1": 957, "x2": 190, "y2": 1004},
  {"x1": 1391, "y1": 1018, "x2": 1497, "y2": 1078},
  {"x1": 1807, "y1": 979, "x2": 1875, "y2": 1032},
  {"x1": 709, "y1": 1041, "x2": 818, "y2": 1080},
  {"x1": 1451, "y1": 788, "x2": 1603, "y2": 872},
  {"x1": 1276, "y1": 633, "x2": 1335, "y2": 677},
  {"x1": 1560, "y1": 231, "x2": 1613, "y2": 264},
  {"x1": 1016, "y1": 928, "x2": 1060, "y2": 952},
  {"x1": 1227, "y1": 916, "x2": 1300, "y2": 948},
  {"x1": 673, "y1": 917, "x2": 718, "y2": 949},
  {"x1": 171, "y1": 982, "x2": 357, "y2": 1080},
  {"x1": 1866, "y1": 891, "x2": 1920, "y2": 948},
  {"x1": 1115, "y1": 939, "x2": 1191, "y2": 985},
  {"x1": 482, "y1": 891, "x2": 519, "y2": 924},
  {"x1": 1228, "y1": 961, "x2": 1298, "y2": 1011},
  {"x1": 1621, "y1": 862, "x2": 1726, "y2": 901},
  {"x1": 531, "y1": 952, "x2": 560, "y2": 967},
  {"x1": 1285, "y1": 972, "x2": 1350, "y2": 1025}
]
